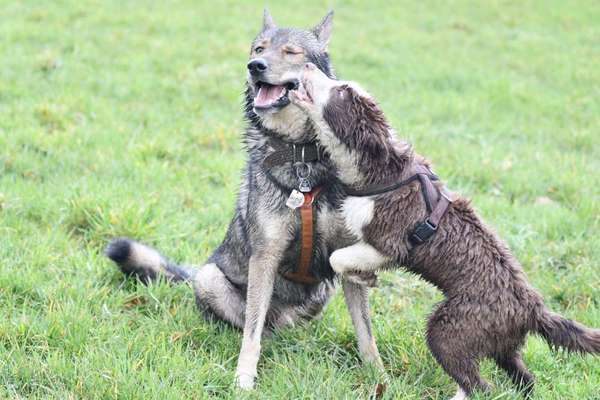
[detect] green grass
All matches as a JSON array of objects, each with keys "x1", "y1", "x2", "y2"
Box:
[{"x1": 1, "y1": 1, "x2": 599, "y2": 398}]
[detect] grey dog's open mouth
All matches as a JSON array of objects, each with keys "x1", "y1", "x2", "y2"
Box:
[{"x1": 253, "y1": 79, "x2": 299, "y2": 110}]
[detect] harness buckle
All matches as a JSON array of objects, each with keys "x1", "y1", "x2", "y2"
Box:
[{"x1": 409, "y1": 219, "x2": 438, "y2": 246}]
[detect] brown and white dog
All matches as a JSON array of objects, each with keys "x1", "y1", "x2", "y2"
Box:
[{"x1": 290, "y1": 63, "x2": 600, "y2": 399}]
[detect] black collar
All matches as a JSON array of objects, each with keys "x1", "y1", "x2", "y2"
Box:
[{"x1": 262, "y1": 137, "x2": 326, "y2": 169}]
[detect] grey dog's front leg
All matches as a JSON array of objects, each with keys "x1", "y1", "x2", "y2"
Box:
[
  {"x1": 342, "y1": 279, "x2": 383, "y2": 368},
  {"x1": 235, "y1": 252, "x2": 279, "y2": 389}
]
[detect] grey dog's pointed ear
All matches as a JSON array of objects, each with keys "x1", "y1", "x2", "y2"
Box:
[
  {"x1": 262, "y1": 9, "x2": 276, "y2": 31},
  {"x1": 312, "y1": 10, "x2": 334, "y2": 49}
]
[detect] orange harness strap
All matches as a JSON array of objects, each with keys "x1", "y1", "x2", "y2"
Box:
[{"x1": 283, "y1": 187, "x2": 323, "y2": 285}]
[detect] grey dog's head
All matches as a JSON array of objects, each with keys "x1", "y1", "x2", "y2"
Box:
[{"x1": 245, "y1": 10, "x2": 335, "y2": 141}]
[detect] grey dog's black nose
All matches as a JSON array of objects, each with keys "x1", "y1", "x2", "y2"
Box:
[{"x1": 247, "y1": 58, "x2": 268, "y2": 75}]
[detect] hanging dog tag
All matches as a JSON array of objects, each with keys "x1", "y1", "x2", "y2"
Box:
[
  {"x1": 298, "y1": 178, "x2": 312, "y2": 193},
  {"x1": 286, "y1": 189, "x2": 305, "y2": 209}
]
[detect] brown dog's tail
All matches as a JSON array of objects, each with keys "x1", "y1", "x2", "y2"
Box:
[{"x1": 535, "y1": 308, "x2": 600, "y2": 354}]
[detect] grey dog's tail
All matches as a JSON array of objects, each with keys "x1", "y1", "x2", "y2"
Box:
[
  {"x1": 105, "y1": 238, "x2": 196, "y2": 284},
  {"x1": 535, "y1": 307, "x2": 600, "y2": 354}
]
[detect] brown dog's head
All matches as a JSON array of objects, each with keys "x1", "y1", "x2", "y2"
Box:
[
  {"x1": 291, "y1": 63, "x2": 384, "y2": 138},
  {"x1": 291, "y1": 63, "x2": 396, "y2": 169},
  {"x1": 291, "y1": 64, "x2": 411, "y2": 186}
]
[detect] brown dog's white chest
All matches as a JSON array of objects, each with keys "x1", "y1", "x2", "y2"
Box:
[{"x1": 341, "y1": 196, "x2": 375, "y2": 240}]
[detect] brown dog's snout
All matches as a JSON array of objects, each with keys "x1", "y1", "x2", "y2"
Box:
[{"x1": 247, "y1": 58, "x2": 268, "y2": 76}]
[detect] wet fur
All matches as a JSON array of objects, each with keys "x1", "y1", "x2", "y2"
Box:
[
  {"x1": 300, "y1": 78, "x2": 600, "y2": 397},
  {"x1": 106, "y1": 11, "x2": 385, "y2": 390}
]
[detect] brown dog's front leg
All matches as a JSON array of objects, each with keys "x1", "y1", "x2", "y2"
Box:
[{"x1": 235, "y1": 252, "x2": 279, "y2": 390}]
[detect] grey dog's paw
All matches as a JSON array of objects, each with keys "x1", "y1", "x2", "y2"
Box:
[
  {"x1": 235, "y1": 372, "x2": 256, "y2": 390},
  {"x1": 345, "y1": 271, "x2": 378, "y2": 287}
]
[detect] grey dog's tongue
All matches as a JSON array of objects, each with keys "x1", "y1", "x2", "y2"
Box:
[{"x1": 254, "y1": 84, "x2": 285, "y2": 108}]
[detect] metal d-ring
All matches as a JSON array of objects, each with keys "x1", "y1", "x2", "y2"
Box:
[{"x1": 296, "y1": 162, "x2": 311, "y2": 179}]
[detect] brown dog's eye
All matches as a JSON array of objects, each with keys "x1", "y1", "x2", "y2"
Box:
[
  {"x1": 336, "y1": 86, "x2": 348, "y2": 99},
  {"x1": 254, "y1": 46, "x2": 264, "y2": 54}
]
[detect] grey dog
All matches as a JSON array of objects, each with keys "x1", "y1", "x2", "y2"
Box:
[
  {"x1": 106, "y1": 11, "x2": 383, "y2": 390},
  {"x1": 289, "y1": 63, "x2": 600, "y2": 399}
]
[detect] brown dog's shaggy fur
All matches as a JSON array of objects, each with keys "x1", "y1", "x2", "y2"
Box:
[{"x1": 291, "y1": 64, "x2": 600, "y2": 398}]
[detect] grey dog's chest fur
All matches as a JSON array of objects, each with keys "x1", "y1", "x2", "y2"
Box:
[{"x1": 209, "y1": 129, "x2": 353, "y2": 305}]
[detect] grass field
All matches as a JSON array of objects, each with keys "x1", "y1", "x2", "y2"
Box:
[{"x1": 1, "y1": 1, "x2": 600, "y2": 398}]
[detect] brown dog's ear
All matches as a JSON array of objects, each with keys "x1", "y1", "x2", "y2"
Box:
[
  {"x1": 312, "y1": 10, "x2": 334, "y2": 49},
  {"x1": 262, "y1": 9, "x2": 276, "y2": 31}
]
